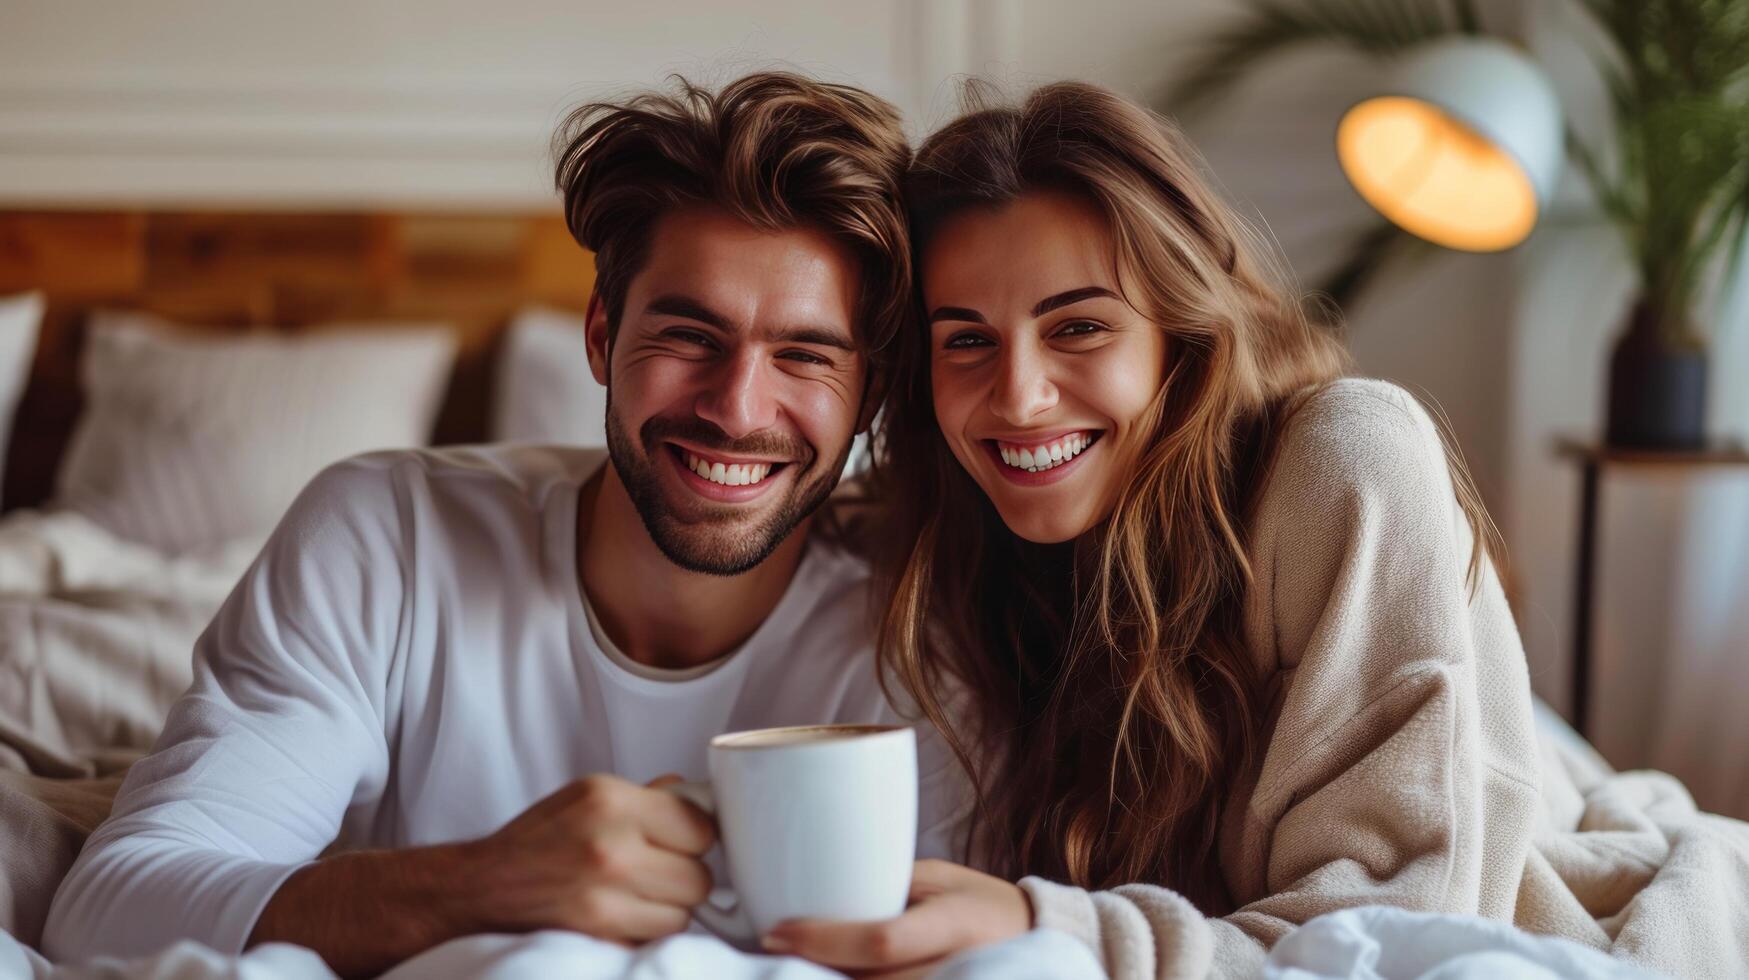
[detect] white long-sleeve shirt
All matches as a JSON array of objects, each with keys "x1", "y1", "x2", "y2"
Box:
[{"x1": 43, "y1": 445, "x2": 967, "y2": 962}]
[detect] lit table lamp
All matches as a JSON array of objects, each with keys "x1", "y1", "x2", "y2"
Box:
[{"x1": 1336, "y1": 38, "x2": 1564, "y2": 252}]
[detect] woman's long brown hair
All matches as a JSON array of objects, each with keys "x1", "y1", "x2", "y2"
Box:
[{"x1": 867, "y1": 81, "x2": 1499, "y2": 912}]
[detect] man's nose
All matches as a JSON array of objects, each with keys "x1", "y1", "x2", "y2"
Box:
[
  {"x1": 990, "y1": 341, "x2": 1058, "y2": 426},
  {"x1": 693, "y1": 347, "x2": 778, "y2": 439}
]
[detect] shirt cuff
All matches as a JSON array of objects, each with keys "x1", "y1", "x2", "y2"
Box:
[
  {"x1": 221, "y1": 858, "x2": 316, "y2": 954},
  {"x1": 1018, "y1": 876, "x2": 1106, "y2": 969}
]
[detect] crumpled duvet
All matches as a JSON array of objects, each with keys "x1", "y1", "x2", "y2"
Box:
[
  {"x1": 1264, "y1": 906, "x2": 1665, "y2": 979},
  {"x1": 0, "y1": 508, "x2": 259, "y2": 778},
  {"x1": 0, "y1": 911, "x2": 1665, "y2": 980},
  {"x1": 0, "y1": 509, "x2": 260, "y2": 951},
  {"x1": 0, "y1": 927, "x2": 1105, "y2": 980}
]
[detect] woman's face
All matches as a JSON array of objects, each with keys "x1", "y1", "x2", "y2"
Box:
[{"x1": 923, "y1": 190, "x2": 1168, "y2": 544}]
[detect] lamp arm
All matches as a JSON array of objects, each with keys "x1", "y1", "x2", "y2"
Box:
[{"x1": 1453, "y1": 0, "x2": 1483, "y2": 36}]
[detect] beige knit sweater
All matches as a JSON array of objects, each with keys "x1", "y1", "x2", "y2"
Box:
[{"x1": 1018, "y1": 379, "x2": 1749, "y2": 979}]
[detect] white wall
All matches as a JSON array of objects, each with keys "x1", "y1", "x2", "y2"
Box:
[
  {"x1": 1506, "y1": 3, "x2": 1749, "y2": 810},
  {"x1": 0, "y1": 0, "x2": 955, "y2": 207}
]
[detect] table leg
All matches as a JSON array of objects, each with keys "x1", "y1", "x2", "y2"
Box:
[{"x1": 1571, "y1": 460, "x2": 1600, "y2": 739}]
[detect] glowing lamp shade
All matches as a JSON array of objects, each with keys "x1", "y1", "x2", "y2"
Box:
[{"x1": 1337, "y1": 39, "x2": 1563, "y2": 252}]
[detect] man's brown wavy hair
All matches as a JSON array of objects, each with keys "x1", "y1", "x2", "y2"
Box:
[
  {"x1": 870, "y1": 81, "x2": 1500, "y2": 912},
  {"x1": 552, "y1": 72, "x2": 913, "y2": 369}
]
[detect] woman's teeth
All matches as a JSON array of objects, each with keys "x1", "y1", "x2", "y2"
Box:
[
  {"x1": 996, "y1": 433, "x2": 1098, "y2": 473},
  {"x1": 685, "y1": 453, "x2": 773, "y2": 487}
]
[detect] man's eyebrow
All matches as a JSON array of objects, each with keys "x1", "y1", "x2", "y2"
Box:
[
  {"x1": 642, "y1": 297, "x2": 852, "y2": 351},
  {"x1": 1031, "y1": 286, "x2": 1119, "y2": 317},
  {"x1": 772, "y1": 326, "x2": 857, "y2": 352},
  {"x1": 643, "y1": 294, "x2": 731, "y2": 330},
  {"x1": 927, "y1": 306, "x2": 987, "y2": 325}
]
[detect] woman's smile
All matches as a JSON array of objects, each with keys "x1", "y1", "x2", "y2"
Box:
[{"x1": 981, "y1": 430, "x2": 1104, "y2": 485}]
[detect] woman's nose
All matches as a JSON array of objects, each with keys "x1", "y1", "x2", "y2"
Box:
[{"x1": 989, "y1": 342, "x2": 1058, "y2": 425}]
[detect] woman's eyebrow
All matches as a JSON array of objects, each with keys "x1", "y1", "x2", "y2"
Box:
[
  {"x1": 928, "y1": 287, "x2": 1118, "y2": 325},
  {"x1": 1031, "y1": 286, "x2": 1118, "y2": 316},
  {"x1": 927, "y1": 306, "x2": 987, "y2": 324}
]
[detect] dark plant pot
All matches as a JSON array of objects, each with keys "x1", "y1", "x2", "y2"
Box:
[{"x1": 1605, "y1": 304, "x2": 1709, "y2": 450}]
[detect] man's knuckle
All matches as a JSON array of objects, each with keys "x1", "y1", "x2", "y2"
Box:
[
  {"x1": 574, "y1": 775, "x2": 620, "y2": 815},
  {"x1": 686, "y1": 865, "x2": 714, "y2": 904},
  {"x1": 654, "y1": 905, "x2": 690, "y2": 936},
  {"x1": 579, "y1": 835, "x2": 624, "y2": 876},
  {"x1": 570, "y1": 888, "x2": 610, "y2": 930}
]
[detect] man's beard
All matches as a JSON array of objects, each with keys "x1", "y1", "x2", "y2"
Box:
[{"x1": 605, "y1": 403, "x2": 849, "y2": 576}]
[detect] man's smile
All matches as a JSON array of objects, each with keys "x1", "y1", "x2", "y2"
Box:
[{"x1": 663, "y1": 441, "x2": 793, "y2": 503}]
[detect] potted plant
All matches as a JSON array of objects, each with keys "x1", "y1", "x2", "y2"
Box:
[{"x1": 1167, "y1": 0, "x2": 1749, "y2": 448}]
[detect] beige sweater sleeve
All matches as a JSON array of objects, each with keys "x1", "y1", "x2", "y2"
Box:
[{"x1": 1020, "y1": 379, "x2": 1542, "y2": 980}]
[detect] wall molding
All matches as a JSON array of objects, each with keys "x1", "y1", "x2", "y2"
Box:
[
  {"x1": 901, "y1": 0, "x2": 1021, "y2": 130},
  {"x1": 0, "y1": 6, "x2": 1023, "y2": 209},
  {"x1": 0, "y1": 68, "x2": 581, "y2": 208}
]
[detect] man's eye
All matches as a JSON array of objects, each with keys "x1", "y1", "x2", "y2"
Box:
[
  {"x1": 781, "y1": 350, "x2": 830, "y2": 366},
  {"x1": 666, "y1": 328, "x2": 714, "y2": 347},
  {"x1": 942, "y1": 332, "x2": 992, "y2": 349}
]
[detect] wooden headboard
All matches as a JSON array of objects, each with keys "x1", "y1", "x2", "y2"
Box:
[{"x1": 0, "y1": 210, "x2": 596, "y2": 512}]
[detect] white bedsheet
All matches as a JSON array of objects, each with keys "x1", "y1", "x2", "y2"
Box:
[
  {"x1": 1, "y1": 908, "x2": 1669, "y2": 980},
  {"x1": 0, "y1": 928, "x2": 1102, "y2": 980},
  {"x1": 1264, "y1": 907, "x2": 1666, "y2": 979}
]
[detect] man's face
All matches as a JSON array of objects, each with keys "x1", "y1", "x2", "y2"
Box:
[{"x1": 587, "y1": 207, "x2": 869, "y2": 575}]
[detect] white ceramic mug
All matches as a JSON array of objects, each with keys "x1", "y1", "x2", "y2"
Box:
[{"x1": 668, "y1": 723, "x2": 918, "y2": 947}]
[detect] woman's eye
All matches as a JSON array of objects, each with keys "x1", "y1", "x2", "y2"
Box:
[
  {"x1": 942, "y1": 332, "x2": 992, "y2": 350},
  {"x1": 1055, "y1": 320, "x2": 1106, "y2": 338}
]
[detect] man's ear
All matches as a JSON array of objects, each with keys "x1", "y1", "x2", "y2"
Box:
[{"x1": 584, "y1": 292, "x2": 611, "y2": 387}]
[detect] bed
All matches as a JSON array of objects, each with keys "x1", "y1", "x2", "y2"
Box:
[
  {"x1": 0, "y1": 210, "x2": 1742, "y2": 980},
  {"x1": 0, "y1": 207, "x2": 602, "y2": 946}
]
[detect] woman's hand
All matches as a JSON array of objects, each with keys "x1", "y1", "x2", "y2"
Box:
[{"x1": 761, "y1": 859, "x2": 1032, "y2": 978}]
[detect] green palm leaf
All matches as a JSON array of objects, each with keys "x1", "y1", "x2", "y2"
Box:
[{"x1": 1163, "y1": 0, "x2": 1472, "y2": 119}]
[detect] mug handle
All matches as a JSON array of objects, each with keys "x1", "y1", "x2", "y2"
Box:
[{"x1": 665, "y1": 780, "x2": 758, "y2": 947}]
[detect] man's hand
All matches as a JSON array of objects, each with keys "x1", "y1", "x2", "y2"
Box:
[
  {"x1": 249, "y1": 773, "x2": 715, "y2": 978},
  {"x1": 466, "y1": 773, "x2": 717, "y2": 943}
]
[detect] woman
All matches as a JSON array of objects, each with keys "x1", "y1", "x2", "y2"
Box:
[{"x1": 763, "y1": 81, "x2": 1545, "y2": 978}]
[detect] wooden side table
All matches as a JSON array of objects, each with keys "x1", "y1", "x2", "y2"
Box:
[{"x1": 1555, "y1": 438, "x2": 1749, "y2": 739}]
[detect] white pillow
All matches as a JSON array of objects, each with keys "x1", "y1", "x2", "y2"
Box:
[
  {"x1": 55, "y1": 312, "x2": 458, "y2": 554},
  {"x1": 492, "y1": 306, "x2": 606, "y2": 447},
  {"x1": 0, "y1": 293, "x2": 44, "y2": 506}
]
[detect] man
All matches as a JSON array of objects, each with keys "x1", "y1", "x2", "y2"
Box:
[{"x1": 44, "y1": 72, "x2": 963, "y2": 977}]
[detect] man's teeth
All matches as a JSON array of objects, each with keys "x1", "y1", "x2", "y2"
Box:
[
  {"x1": 997, "y1": 433, "x2": 1098, "y2": 473},
  {"x1": 685, "y1": 453, "x2": 774, "y2": 487}
]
